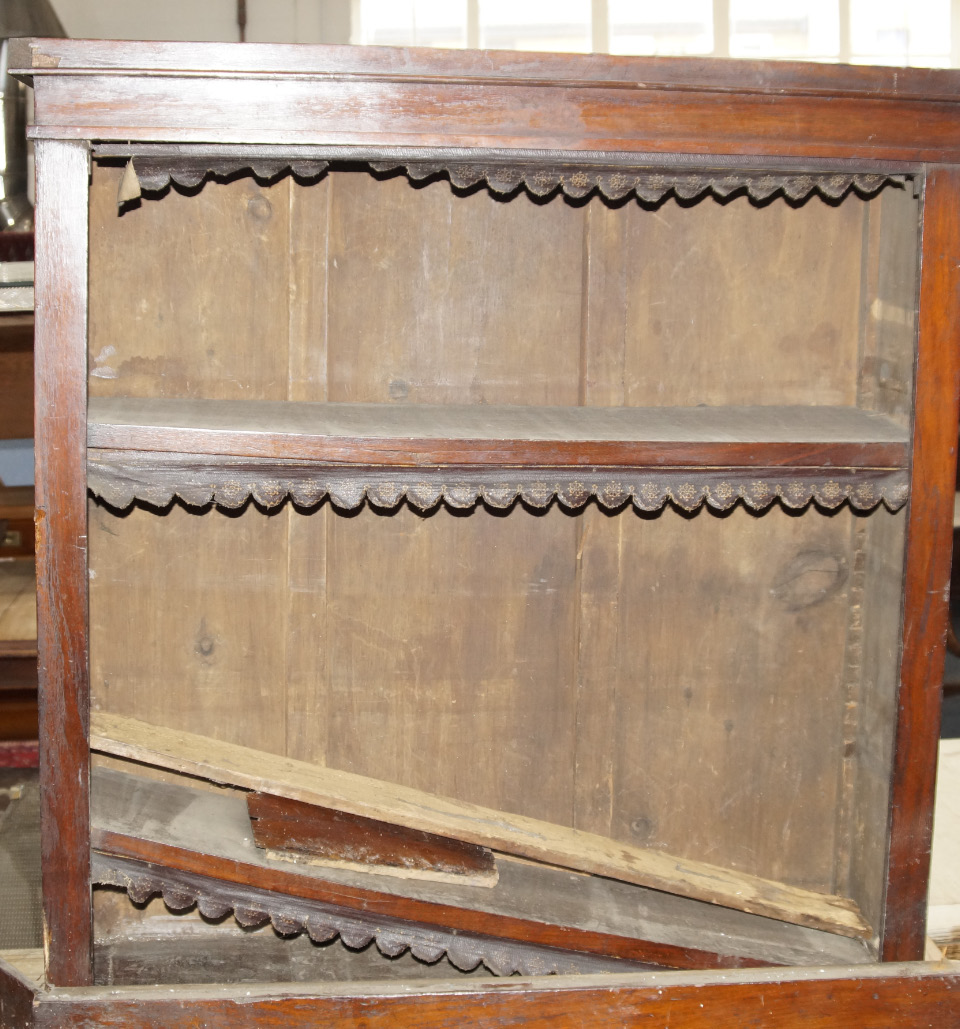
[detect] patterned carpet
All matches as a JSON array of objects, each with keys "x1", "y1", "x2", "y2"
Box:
[{"x1": 0, "y1": 769, "x2": 41, "y2": 949}]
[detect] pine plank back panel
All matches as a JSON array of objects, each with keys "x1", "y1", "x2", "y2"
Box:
[{"x1": 87, "y1": 164, "x2": 911, "y2": 899}]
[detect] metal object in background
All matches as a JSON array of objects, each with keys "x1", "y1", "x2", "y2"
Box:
[
  {"x1": 0, "y1": 39, "x2": 31, "y2": 230},
  {"x1": 0, "y1": 0, "x2": 66, "y2": 231}
]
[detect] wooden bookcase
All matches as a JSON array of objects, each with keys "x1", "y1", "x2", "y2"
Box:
[{"x1": 10, "y1": 36, "x2": 960, "y2": 1023}]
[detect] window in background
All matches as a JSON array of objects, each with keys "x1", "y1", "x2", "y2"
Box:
[
  {"x1": 608, "y1": 0, "x2": 713, "y2": 56},
  {"x1": 849, "y1": 0, "x2": 951, "y2": 67},
  {"x1": 729, "y1": 0, "x2": 840, "y2": 60},
  {"x1": 477, "y1": 0, "x2": 591, "y2": 52},
  {"x1": 353, "y1": 0, "x2": 959, "y2": 67},
  {"x1": 353, "y1": 0, "x2": 467, "y2": 48}
]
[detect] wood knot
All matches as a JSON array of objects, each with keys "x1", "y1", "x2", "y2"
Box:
[
  {"x1": 771, "y1": 549, "x2": 847, "y2": 611},
  {"x1": 246, "y1": 194, "x2": 273, "y2": 222},
  {"x1": 194, "y1": 620, "x2": 218, "y2": 661},
  {"x1": 629, "y1": 815, "x2": 655, "y2": 842}
]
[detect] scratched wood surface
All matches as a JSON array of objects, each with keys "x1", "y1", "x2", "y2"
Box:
[
  {"x1": 246, "y1": 791, "x2": 499, "y2": 886},
  {"x1": 583, "y1": 185, "x2": 866, "y2": 408},
  {"x1": 86, "y1": 163, "x2": 914, "y2": 929},
  {"x1": 582, "y1": 502, "x2": 858, "y2": 891},
  {"x1": 840, "y1": 183, "x2": 916, "y2": 936}
]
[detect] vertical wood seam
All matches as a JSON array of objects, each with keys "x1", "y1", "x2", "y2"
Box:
[
  {"x1": 832, "y1": 197, "x2": 876, "y2": 905},
  {"x1": 832, "y1": 516, "x2": 867, "y2": 898},
  {"x1": 572, "y1": 203, "x2": 591, "y2": 829},
  {"x1": 320, "y1": 172, "x2": 333, "y2": 767},
  {"x1": 282, "y1": 175, "x2": 294, "y2": 759}
]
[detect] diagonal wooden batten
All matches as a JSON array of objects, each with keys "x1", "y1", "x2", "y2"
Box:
[{"x1": 89, "y1": 711, "x2": 871, "y2": 940}]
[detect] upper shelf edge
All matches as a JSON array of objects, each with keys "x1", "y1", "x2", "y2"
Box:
[{"x1": 12, "y1": 38, "x2": 960, "y2": 105}]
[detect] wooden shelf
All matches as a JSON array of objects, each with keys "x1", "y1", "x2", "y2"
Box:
[
  {"x1": 87, "y1": 397, "x2": 909, "y2": 513},
  {"x1": 88, "y1": 397, "x2": 908, "y2": 466}
]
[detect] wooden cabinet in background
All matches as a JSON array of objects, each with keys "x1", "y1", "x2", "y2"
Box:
[
  {"x1": 0, "y1": 314, "x2": 33, "y2": 444},
  {"x1": 6, "y1": 36, "x2": 960, "y2": 1024}
]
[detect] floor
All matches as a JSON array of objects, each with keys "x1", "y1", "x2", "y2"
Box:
[{"x1": 0, "y1": 769, "x2": 40, "y2": 951}]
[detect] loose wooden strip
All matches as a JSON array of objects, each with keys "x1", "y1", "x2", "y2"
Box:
[
  {"x1": 90, "y1": 712, "x2": 871, "y2": 939},
  {"x1": 90, "y1": 767, "x2": 868, "y2": 971},
  {"x1": 247, "y1": 792, "x2": 498, "y2": 888}
]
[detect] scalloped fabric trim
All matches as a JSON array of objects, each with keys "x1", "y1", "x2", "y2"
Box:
[
  {"x1": 126, "y1": 155, "x2": 902, "y2": 207},
  {"x1": 133, "y1": 158, "x2": 330, "y2": 193},
  {"x1": 92, "y1": 857, "x2": 639, "y2": 977},
  {"x1": 87, "y1": 461, "x2": 910, "y2": 515},
  {"x1": 371, "y1": 162, "x2": 899, "y2": 204}
]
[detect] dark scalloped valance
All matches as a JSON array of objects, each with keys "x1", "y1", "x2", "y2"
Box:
[
  {"x1": 87, "y1": 453, "x2": 909, "y2": 515},
  {"x1": 92, "y1": 853, "x2": 647, "y2": 977},
  {"x1": 110, "y1": 148, "x2": 908, "y2": 206}
]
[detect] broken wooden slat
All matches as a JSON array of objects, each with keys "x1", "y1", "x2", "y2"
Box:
[
  {"x1": 247, "y1": 791, "x2": 498, "y2": 887},
  {"x1": 90, "y1": 766, "x2": 870, "y2": 971},
  {"x1": 89, "y1": 712, "x2": 872, "y2": 939}
]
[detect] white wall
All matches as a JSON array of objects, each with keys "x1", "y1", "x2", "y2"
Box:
[{"x1": 48, "y1": 0, "x2": 352, "y2": 44}]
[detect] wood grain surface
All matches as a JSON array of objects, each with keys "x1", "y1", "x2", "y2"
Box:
[
  {"x1": 24, "y1": 961, "x2": 960, "y2": 1029},
  {"x1": 0, "y1": 950, "x2": 36, "y2": 1029},
  {"x1": 12, "y1": 40, "x2": 960, "y2": 162},
  {"x1": 84, "y1": 161, "x2": 916, "y2": 957},
  {"x1": 10, "y1": 37, "x2": 960, "y2": 100},
  {"x1": 89, "y1": 765, "x2": 870, "y2": 971},
  {"x1": 90, "y1": 712, "x2": 870, "y2": 938},
  {"x1": 86, "y1": 397, "x2": 909, "y2": 469},
  {"x1": 247, "y1": 791, "x2": 498, "y2": 886},
  {"x1": 882, "y1": 166, "x2": 960, "y2": 961},
  {"x1": 33, "y1": 138, "x2": 92, "y2": 987},
  {"x1": 0, "y1": 314, "x2": 33, "y2": 440},
  {"x1": 841, "y1": 183, "x2": 917, "y2": 936}
]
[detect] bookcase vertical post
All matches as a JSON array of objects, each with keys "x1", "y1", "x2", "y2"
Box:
[
  {"x1": 882, "y1": 165, "x2": 960, "y2": 962},
  {"x1": 33, "y1": 137, "x2": 92, "y2": 986}
]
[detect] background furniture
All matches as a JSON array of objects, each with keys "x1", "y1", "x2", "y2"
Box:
[{"x1": 0, "y1": 256, "x2": 37, "y2": 748}]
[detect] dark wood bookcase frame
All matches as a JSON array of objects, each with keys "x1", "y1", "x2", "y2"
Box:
[{"x1": 10, "y1": 36, "x2": 960, "y2": 1022}]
